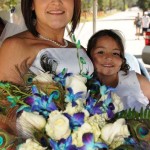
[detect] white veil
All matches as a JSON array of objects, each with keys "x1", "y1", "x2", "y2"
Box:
[{"x1": 0, "y1": 3, "x2": 27, "y2": 46}]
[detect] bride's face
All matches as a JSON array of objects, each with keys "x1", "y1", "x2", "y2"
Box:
[{"x1": 32, "y1": 0, "x2": 74, "y2": 30}]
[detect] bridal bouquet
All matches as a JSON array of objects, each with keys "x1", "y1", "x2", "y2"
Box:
[{"x1": 0, "y1": 69, "x2": 150, "y2": 150}]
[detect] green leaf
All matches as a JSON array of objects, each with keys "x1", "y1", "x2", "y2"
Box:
[
  {"x1": 76, "y1": 40, "x2": 81, "y2": 49},
  {"x1": 7, "y1": 95, "x2": 21, "y2": 107},
  {"x1": 62, "y1": 68, "x2": 67, "y2": 75},
  {"x1": 0, "y1": 82, "x2": 10, "y2": 89},
  {"x1": 72, "y1": 34, "x2": 76, "y2": 43},
  {"x1": 80, "y1": 57, "x2": 86, "y2": 64}
]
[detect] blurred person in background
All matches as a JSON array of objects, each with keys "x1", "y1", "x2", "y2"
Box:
[
  {"x1": 141, "y1": 12, "x2": 150, "y2": 37},
  {"x1": 134, "y1": 12, "x2": 142, "y2": 40}
]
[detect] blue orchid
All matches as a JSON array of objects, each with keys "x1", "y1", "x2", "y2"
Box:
[
  {"x1": 81, "y1": 71, "x2": 93, "y2": 80},
  {"x1": 78, "y1": 133, "x2": 108, "y2": 150},
  {"x1": 16, "y1": 105, "x2": 31, "y2": 113},
  {"x1": 64, "y1": 112, "x2": 85, "y2": 130},
  {"x1": 85, "y1": 96, "x2": 102, "y2": 115},
  {"x1": 91, "y1": 92, "x2": 115, "y2": 118},
  {"x1": 25, "y1": 91, "x2": 58, "y2": 117},
  {"x1": 65, "y1": 88, "x2": 84, "y2": 106},
  {"x1": 31, "y1": 85, "x2": 40, "y2": 94},
  {"x1": 50, "y1": 136, "x2": 77, "y2": 150},
  {"x1": 54, "y1": 68, "x2": 72, "y2": 86},
  {"x1": 100, "y1": 84, "x2": 115, "y2": 96},
  {"x1": 101, "y1": 92, "x2": 115, "y2": 118},
  {"x1": 85, "y1": 92, "x2": 115, "y2": 118}
]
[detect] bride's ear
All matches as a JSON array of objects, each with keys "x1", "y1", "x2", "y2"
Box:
[{"x1": 32, "y1": 3, "x2": 35, "y2": 11}]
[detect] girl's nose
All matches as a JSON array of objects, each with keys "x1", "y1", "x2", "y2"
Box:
[{"x1": 104, "y1": 53, "x2": 112, "y2": 61}]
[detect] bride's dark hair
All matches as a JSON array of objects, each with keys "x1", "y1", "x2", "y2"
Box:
[{"x1": 21, "y1": 0, "x2": 81, "y2": 36}]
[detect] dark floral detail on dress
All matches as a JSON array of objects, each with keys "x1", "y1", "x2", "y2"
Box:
[{"x1": 40, "y1": 53, "x2": 58, "y2": 74}]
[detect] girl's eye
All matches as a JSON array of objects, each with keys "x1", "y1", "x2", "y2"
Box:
[
  {"x1": 98, "y1": 51, "x2": 104, "y2": 54},
  {"x1": 113, "y1": 52, "x2": 120, "y2": 56}
]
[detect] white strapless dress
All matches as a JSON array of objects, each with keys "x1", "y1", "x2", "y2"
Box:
[{"x1": 30, "y1": 48, "x2": 94, "y2": 76}]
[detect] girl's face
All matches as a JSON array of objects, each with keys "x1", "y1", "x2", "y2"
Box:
[
  {"x1": 90, "y1": 35, "x2": 123, "y2": 77},
  {"x1": 32, "y1": 0, "x2": 74, "y2": 30}
]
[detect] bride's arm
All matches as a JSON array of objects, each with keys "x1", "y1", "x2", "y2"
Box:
[{"x1": 0, "y1": 37, "x2": 30, "y2": 84}]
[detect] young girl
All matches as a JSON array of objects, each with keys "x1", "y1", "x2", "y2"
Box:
[{"x1": 87, "y1": 29, "x2": 150, "y2": 111}]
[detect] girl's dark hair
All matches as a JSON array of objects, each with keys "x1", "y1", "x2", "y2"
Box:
[
  {"x1": 87, "y1": 29, "x2": 130, "y2": 74},
  {"x1": 21, "y1": 0, "x2": 81, "y2": 36}
]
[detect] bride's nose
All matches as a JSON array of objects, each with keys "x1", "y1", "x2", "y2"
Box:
[{"x1": 51, "y1": 0, "x2": 63, "y2": 4}]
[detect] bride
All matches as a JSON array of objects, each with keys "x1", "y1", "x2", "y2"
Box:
[{"x1": 0, "y1": 0, "x2": 94, "y2": 84}]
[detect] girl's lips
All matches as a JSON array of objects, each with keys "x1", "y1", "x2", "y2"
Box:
[{"x1": 102, "y1": 64, "x2": 114, "y2": 67}]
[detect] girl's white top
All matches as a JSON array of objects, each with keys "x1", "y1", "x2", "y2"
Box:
[{"x1": 115, "y1": 71, "x2": 149, "y2": 111}]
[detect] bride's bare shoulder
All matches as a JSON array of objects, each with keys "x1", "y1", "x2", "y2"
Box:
[
  {"x1": 0, "y1": 31, "x2": 39, "y2": 63},
  {"x1": 2, "y1": 31, "x2": 36, "y2": 49}
]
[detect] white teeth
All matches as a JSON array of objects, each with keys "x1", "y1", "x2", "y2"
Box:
[
  {"x1": 103, "y1": 65, "x2": 113, "y2": 67},
  {"x1": 48, "y1": 10, "x2": 64, "y2": 14}
]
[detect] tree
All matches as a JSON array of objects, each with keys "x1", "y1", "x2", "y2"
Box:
[
  {"x1": 97, "y1": 0, "x2": 104, "y2": 11},
  {"x1": 0, "y1": 0, "x2": 19, "y2": 11},
  {"x1": 81, "y1": 0, "x2": 93, "y2": 12},
  {"x1": 137, "y1": 0, "x2": 150, "y2": 12}
]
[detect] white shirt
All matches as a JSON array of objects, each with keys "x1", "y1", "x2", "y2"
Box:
[{"x1": 142, "y1": 15, "x2": 150, "y2": 28}]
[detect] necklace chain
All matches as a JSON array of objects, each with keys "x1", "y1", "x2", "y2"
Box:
[{"x1": 38, "y1": 34, "x2": 68, "y2": 48}]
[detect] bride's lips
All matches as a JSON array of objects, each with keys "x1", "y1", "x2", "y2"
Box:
[{"x1": 47, "y1": 10, "x2": 65, "y2": 15}]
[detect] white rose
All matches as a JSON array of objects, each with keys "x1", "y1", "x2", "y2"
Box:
[
  {"x1": 86, "y1": 117, "x2": 101, "y2": 142},
  {"x1": 64, "y1": 99, "x2": 89, "y2": 118},
  {"x1": 64, "y1": 99, "x2": 84, "y2": 115},
  {"x1": 111, "y1": 92, "x2": 124, "y2": 113},
  {"x1": 65, "y1": 75, "x2": 87, "y2": 98},
  {"x1": 33, "y1": 72, "x2": 54, "y2": 83},
  {"x1": 18, "y1": 139, "x2": 47, "y2": 150},
  {"x1": 72, "y1": 123, "x2": 92, "y2": 147},
  {"x1": 72, "y1": 121, "x2": 101, "y2": 147},
  {"x1": 101, "y1": 118, "x2": 130, "y2": 145},
  {"x1": 17, "y1": 111, "x2": 46, "y2": 138},
  {"x1": 45, "y1": 110, "x2": 71, "y2": 140}
]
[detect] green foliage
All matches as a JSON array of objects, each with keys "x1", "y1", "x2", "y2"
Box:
[
  {"x1": 81, "y1": 0, "x2": 93, "y2": 12},
  {"x1": 115, "y1": 108, "x2": 150, "y2": 120},
  {"x1": 0, "y1": 0, "x2": 19, "y2": 11},
  {"x1": 137, "y1": 0, "x2": 150, "y2": 12},
  {"x1": 82, "y1": 0, "x2": 139, "y2": 13}
]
